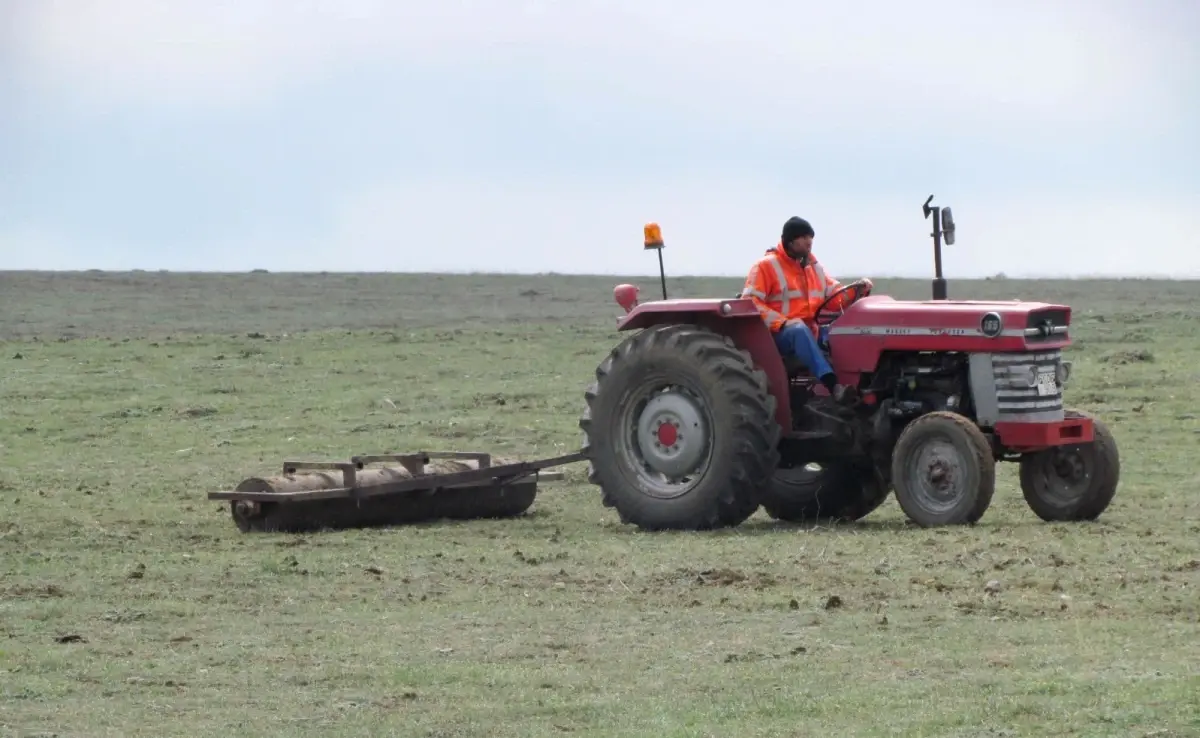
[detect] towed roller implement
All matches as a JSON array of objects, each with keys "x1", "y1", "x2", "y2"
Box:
[{"x1": 209, "y1": 450, "x2": 584, "y2": 533}]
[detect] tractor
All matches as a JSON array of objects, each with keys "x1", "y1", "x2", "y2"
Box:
[{"x1": 578, "y1": 197, "x2": 1120, "y2": 530}]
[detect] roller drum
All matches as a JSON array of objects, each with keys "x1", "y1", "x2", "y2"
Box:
[{"x1": 228, "y1": 456, "x2": 539, "y2": 533}]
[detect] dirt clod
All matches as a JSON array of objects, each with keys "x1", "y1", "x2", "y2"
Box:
[
  {"x1": 1102, "y1": 349, "x2": 1154, "y2": 364},
  {"x1": 697, "y1": 568, "x2": 747, "y2": 586}
]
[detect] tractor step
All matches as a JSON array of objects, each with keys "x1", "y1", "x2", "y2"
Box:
[
  {"x1": 784, "y1": 430, "x2": 835, "y2": 440},
  {"x1": 209, "y1": 450, "x2": 585, "y2": 533}
]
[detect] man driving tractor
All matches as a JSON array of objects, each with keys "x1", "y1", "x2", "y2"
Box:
[{"x1": 741, "y1": 216, "x2": 872, "y2": 405}]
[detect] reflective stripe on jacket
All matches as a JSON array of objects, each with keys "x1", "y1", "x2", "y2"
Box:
[{"x1": 741, "y1": 244, "x2": 849, "y2": 333}]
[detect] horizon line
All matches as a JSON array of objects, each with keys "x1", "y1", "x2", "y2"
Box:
[{"x1": 3, "y1": 268, "x2": 1200, "y2": 282}]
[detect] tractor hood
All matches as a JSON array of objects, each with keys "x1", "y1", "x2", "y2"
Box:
[{"x1": 829, "y1": 295, "x2": 1071, "y2": 342}]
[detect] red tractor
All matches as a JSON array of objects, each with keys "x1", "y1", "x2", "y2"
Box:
[{"x1": 579, "y1": 197, "x2": 1119, "y2": 530}]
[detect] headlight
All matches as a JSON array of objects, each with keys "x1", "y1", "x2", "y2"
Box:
[{"x1": 1057, "y1": 360, "x2": 1072, "y2": 385}]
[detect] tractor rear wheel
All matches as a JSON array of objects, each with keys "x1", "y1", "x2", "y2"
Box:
[
  {"x1": 760, "y1": 462, "x2": 889, "y2": 524},
  {"x1": 890, "y1": 411, "x2": 995, "y2": 527},
  {"x1": 579, "y1": 323, "x2": 780, "y2": 531},
  {"x1": 1018, "y1": 409, "x2": 1119, "y2": 522}
]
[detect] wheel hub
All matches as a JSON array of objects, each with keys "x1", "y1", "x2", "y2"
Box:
[
  {"x1": 634, "y1": 389, "x2": 710, "y2": 480},
  {"x1": 1052, "y1": 449, "x2": 1086, "y2": 482},
  {"x1": 912, "y1": 441, "x2": 965, "y2": 509},
  {"x1": 1033, "y1": 446, "x2": 1092, "y2": 503}
]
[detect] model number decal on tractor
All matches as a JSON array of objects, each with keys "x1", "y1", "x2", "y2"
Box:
[
  {"x1": 840, "y1": 326, "x2": 981, "y2": 336},
  {"x1": 980, "y1": 312, "x2": 1004, "y2": 338}
]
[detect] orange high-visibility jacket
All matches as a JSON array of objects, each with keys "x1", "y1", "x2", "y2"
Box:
[{"x1": 741, "y1": 244, "x2": 851, "y2": 334}]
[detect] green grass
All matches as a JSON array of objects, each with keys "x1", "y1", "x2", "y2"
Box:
[{"x1": 2, "y1": 271, "x2": 1198, "y2": 737}]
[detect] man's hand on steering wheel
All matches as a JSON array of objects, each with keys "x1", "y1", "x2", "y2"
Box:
[{"x1": 814, "y1": 278, "x2": 874, "y2": 326}]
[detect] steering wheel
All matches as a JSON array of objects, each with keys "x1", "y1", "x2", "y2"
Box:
[{"x1": 814, "y1": 278, "x2": 874, "y2": 326}]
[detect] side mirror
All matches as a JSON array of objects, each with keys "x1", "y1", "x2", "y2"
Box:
[{"x1": 941, "y1": 206, "x2": 956, "y2": 246}]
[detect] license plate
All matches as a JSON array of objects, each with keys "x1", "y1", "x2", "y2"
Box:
[{"x1": 1036, "y1": 370, "x2": 1057, "y2": 396}]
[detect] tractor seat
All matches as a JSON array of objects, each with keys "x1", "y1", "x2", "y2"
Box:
[
  {"x1": 781, "y1": 330, "x2": 832, "y2": 379},
  {"x1": 732, "y1": 296, "x2": 829, "y2": 378}
]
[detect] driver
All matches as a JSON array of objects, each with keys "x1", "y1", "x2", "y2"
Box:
[{"x1": 740, "y1": 216, "x2": 872, "y2": 404}]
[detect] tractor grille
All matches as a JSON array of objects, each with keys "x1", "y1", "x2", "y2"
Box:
[{"x1": 991, "y1": 349, "x2": 1064, "y2": 422}]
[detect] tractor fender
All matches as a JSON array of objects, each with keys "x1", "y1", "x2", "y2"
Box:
[{"x1": 614, "y1": 297, "x2": 791, "y2": 431}]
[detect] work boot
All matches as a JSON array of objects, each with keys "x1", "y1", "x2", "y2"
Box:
[
  {"x1": 820, "y1": 374, "x2": 858, "y2": 408},
  {"x1": 831, "y1": 384, "x2": 859, "y2": 406}
]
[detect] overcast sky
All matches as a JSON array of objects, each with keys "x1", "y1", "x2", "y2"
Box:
[{"x1": 3, "y1": 0, "x2": 1198, "y2": 278}]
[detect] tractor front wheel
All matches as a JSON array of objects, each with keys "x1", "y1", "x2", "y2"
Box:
[
  {"x1": 1018, "y1": 409, "x2": 1119, "y2": 522},
  {"x1": 760, "y1": 462, "x2": 890, "y2": 525},
  {"x1": 890, "y1": 411, "x2": 996, "y2": 527},
  {"x1": 580, "y1": 323, "x2": 781, "y2": 531}
]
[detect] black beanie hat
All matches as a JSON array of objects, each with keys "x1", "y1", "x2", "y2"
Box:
[{"x1": 782, "y1": 217, "x2": 814, "y2": 243}]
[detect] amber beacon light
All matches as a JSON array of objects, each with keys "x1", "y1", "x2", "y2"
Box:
[
  {"x1": 642, "y1": 222, "x2": 668, "y2": 300},
  {"x1": 643, "y1": 222, "x2": 664, "y2": 250}
]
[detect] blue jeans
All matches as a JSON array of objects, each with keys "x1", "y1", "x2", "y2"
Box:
[{"x1": 774, "y1": 322, "x2": 834, "y2": 379}]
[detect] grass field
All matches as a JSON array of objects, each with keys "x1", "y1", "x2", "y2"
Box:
[{"x1": 2, "y1": 270, "x2": 1198, "y2": 738}]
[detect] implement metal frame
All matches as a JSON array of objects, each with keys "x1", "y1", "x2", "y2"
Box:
[{"x1": 207, "y1": 450, "x2": 586, "y2": 505}]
